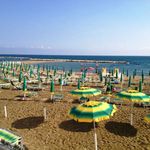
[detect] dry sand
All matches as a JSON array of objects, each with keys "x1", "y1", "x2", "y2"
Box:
[{"x1": 0, "y1": 85, "x2": 150, "y2": 150}]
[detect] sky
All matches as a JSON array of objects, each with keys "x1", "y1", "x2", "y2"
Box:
[{"x1": 0, "y1": 0, "x2": 150, "y2": 55}]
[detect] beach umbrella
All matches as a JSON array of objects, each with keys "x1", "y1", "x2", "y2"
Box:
[
  {"x1": 50, "y1": 80, "x2": 55, "y2": 93},
  {"x1": 104, "y1": 77, "x2": 107, "y2": 86},
  {"x1": 111, "y1": 69, "x2": 114, "y2": 76},
  {"x1": 12, "y1": 69, "x2": 15, "y2": 77},
  {"x1": 116, "y1": 70, "x2": 118, "y2": 79},
  {"x1": 30, "y1": 69, "x2": 33, "y2": 78},
  {"x1": 50, "y1": 80, "x2": 55, "y2": 100},
  {"x1": 69, "y1": 101, "x2": 117, "y2": 150},
  {"x1": 23, "y1": 76, "x2": 27, "y2": 91},
  {"x1": 128, "y1": 76, "x2": 131, "y2": 87},
  {"x1": 59, "y1": 75, "x2": 63, "y2": 91},
  {"x1": 144, "y1": 114, "x2": 150, "y2": 124},
  {"x1": 77, "y1": 79, "x2": 81, "y2": 89},
  {"x1": 122, "y1": 68, "x2": 125, "y2": 75},
  {"x1": 19, "y1": 71, "x2": 23, "y2": 82},
  {"x1": 126, "y1": 69, "x2": 128, "y2": 77},
  {"x1": 99, "y1": 71, "x2": 103, "y2": 82},
  {"x1": 54, "y1": 69, "x2": 57, "y2": 76},
  {"x1": 117, "y1": 90, "x2": 150, "y2": 125},
  {"x1": 70, "y1": 87, "x2": 101, "y2": 98},
  {"x1": 120, "y1": 73, "x2": 123, "y2": 82},
  {"x1": 139, "y1": 80, "x2": 142, "y2": 92}
]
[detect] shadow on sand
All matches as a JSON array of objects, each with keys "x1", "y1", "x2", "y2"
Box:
[
  {"x1": 59, "y1": 119, "x2": 98, "y2": 132},
  {"x1": 105, "y1": 121, "x2": 137, "y2": 137},
  {"x1": 12, "y1": 116, "x2": 44, "y2": 129},
  {"x1": 72, "y1": 99, "x2": 80, "y2": 104}
]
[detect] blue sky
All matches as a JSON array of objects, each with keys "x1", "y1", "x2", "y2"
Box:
[{"x1": 0, "y1": 0, "x2": 150, "y2": 55}]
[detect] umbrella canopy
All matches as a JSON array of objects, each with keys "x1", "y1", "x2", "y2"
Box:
[
  {"x1": 117, "y1": 90, "x2": 150, "y2": 103},
  {"x1": 69, "y1": 101, "x2": 117, "y2": 122},
  {"x1": 144, "y1": 114, "x2": 150, "y2": 124},
  {"x1": 70, "y1": 87, "x2": 101, "y2": 97}
]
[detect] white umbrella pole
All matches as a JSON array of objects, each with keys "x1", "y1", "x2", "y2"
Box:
[
  {"x1": 4, "y1": 105, "x2": 7, "y2": 118},
  {"x1": 93, "y1": 121, "x2": 98, "y2": 150}
]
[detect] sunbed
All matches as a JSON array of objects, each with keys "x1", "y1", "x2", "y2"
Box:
[{"x1": 0, "y1": 128, "x2": 24, "y2": 150}]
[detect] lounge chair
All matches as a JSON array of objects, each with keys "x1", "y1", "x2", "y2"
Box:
[
  {"x1": 0, "y1": 128, "x2": 24, "y2": 150},
  {"x1": 52, "y1": 94, "x2": 64, "y2": 102},
  {"x1": 99, "y1": 96, "x2": 110, "y2": 102},
  {"x1": 142, "y1": 102, "x2": 150, "y2": 108},
  {"x1": 79, "y1": 97, "x2": 89, "y2": 103},
  {"x1": 110, "y1": 98, "x2": 123, "y2": 107}
]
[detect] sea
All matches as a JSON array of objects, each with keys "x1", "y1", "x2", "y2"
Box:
[{"x1": 0, "y1": 54, "x2": 150, "y2": 76}]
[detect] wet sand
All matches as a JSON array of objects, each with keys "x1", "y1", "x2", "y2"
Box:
[{"x1": 0, "y1": 85, "x2": 150, "y2": 150}]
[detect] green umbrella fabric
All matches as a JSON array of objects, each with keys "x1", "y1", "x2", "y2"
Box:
[
  {"x1": 70, "y1": 87, "x2": 101, "y2": 97},
  {"x1": 77, "y1": 79, "x2": 80, "y2": 89},
  {"x1": 50, "y1": 80, "x2": 55, "y2": 93},
  {"x1": 116, "y1": 90, "x2": 150, "y2": 103},
  {"x1": 23, "y1": 77, "x2": 27, "y2": 91},
  {"x1": 69, "y1": 101, "x2": 117, "y2": 123}
]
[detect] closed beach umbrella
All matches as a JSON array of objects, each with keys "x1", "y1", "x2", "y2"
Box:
[
  {"x1": 50, "y1": 80, "x2": 55, "y2": 93},
  {"x1": 99, "y1": 71, "x2": 103, "y2": 82},
  {"x1": 126, "y1": 69, "x2": 128, "y2": 77},
  {"x1": 59, "y1": 75, "x2": 63, "y2": 91},
  {"x1": 120, "y1": 73, "x2": 123, "y2": 82},
  {"x1": 70, "y1": 87, "x2": 101, "y2": 98},
  {"x1": 12, "y1": 69, "x2": 15, "y2": 77},
  {"x1": 23, "y1": 77, "x2": 27, "y2": 91},
  {"x1": 117, "y1": 90, "x2": 150, "y2": 125},
  {"x1": 116, "y1": 70, "x2": 118, "y2": 79},
  {"x1": 19, "y1": 71, "x2": 23, "y2": 82},
  {"x1": 50, "y1": 80, "x2": 55, "y2": 100},
  {"x1": 77, "y1": 79, "x2": 80, "y2": 89},
  {"x1": 128, "y1": 76, "x2": 131, "y2": 87},
  {"x1": 69, "y1": 101, "x2": 117, "y2": 150},
  {"x1": 139, "y1": 80, "x2": 142, "y2": 92},
  {"x1": 144, "y1": 114, "x2": 150, "y2": 124}
]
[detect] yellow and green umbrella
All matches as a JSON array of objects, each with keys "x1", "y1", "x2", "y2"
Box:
[
  {"x1": 144, "y1": 114, "x2": 150, "y2": 124},
  {"x1": 69, "y1": 101, "x2": 117, "y2": 150},
  {"x1": 70, "y1": 87, "x2": 101, "y2": 98},
  {"x1": 116, "y1": 90, "x2": 150, "y2": 103},
  {"x1": 69, "y1": 101, "x2": 117, "y2": 122},
  {"x1": 116, "y1": 90, "x2": 150, "y2": 125}
]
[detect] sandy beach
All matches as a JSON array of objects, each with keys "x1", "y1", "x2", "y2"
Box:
[{"x1": 0, "y1": 83, "x2": 150, "y2": 150}]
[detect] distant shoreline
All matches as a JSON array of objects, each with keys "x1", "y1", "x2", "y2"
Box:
[{"x1": 22, "y1": 58, "x2": 129, "y2": 64}]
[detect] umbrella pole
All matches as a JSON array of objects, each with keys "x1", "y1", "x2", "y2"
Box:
[{"x1": 93, "y1": 121, "x2": 98, "y2": 150}]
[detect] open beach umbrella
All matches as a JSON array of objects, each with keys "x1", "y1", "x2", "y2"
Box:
[
  {"x1": 117, "y1": 90, "x2": 150, "y2": 125},
  {"x1": 144, "y1": 114, "x2": 150, "y2": 124},
  {"x1": 70, "y1": 87, "x2": 101, "y2": 98},
  {"x1": 69, "y1": 101, "x2": 117, "y2": 150}
]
